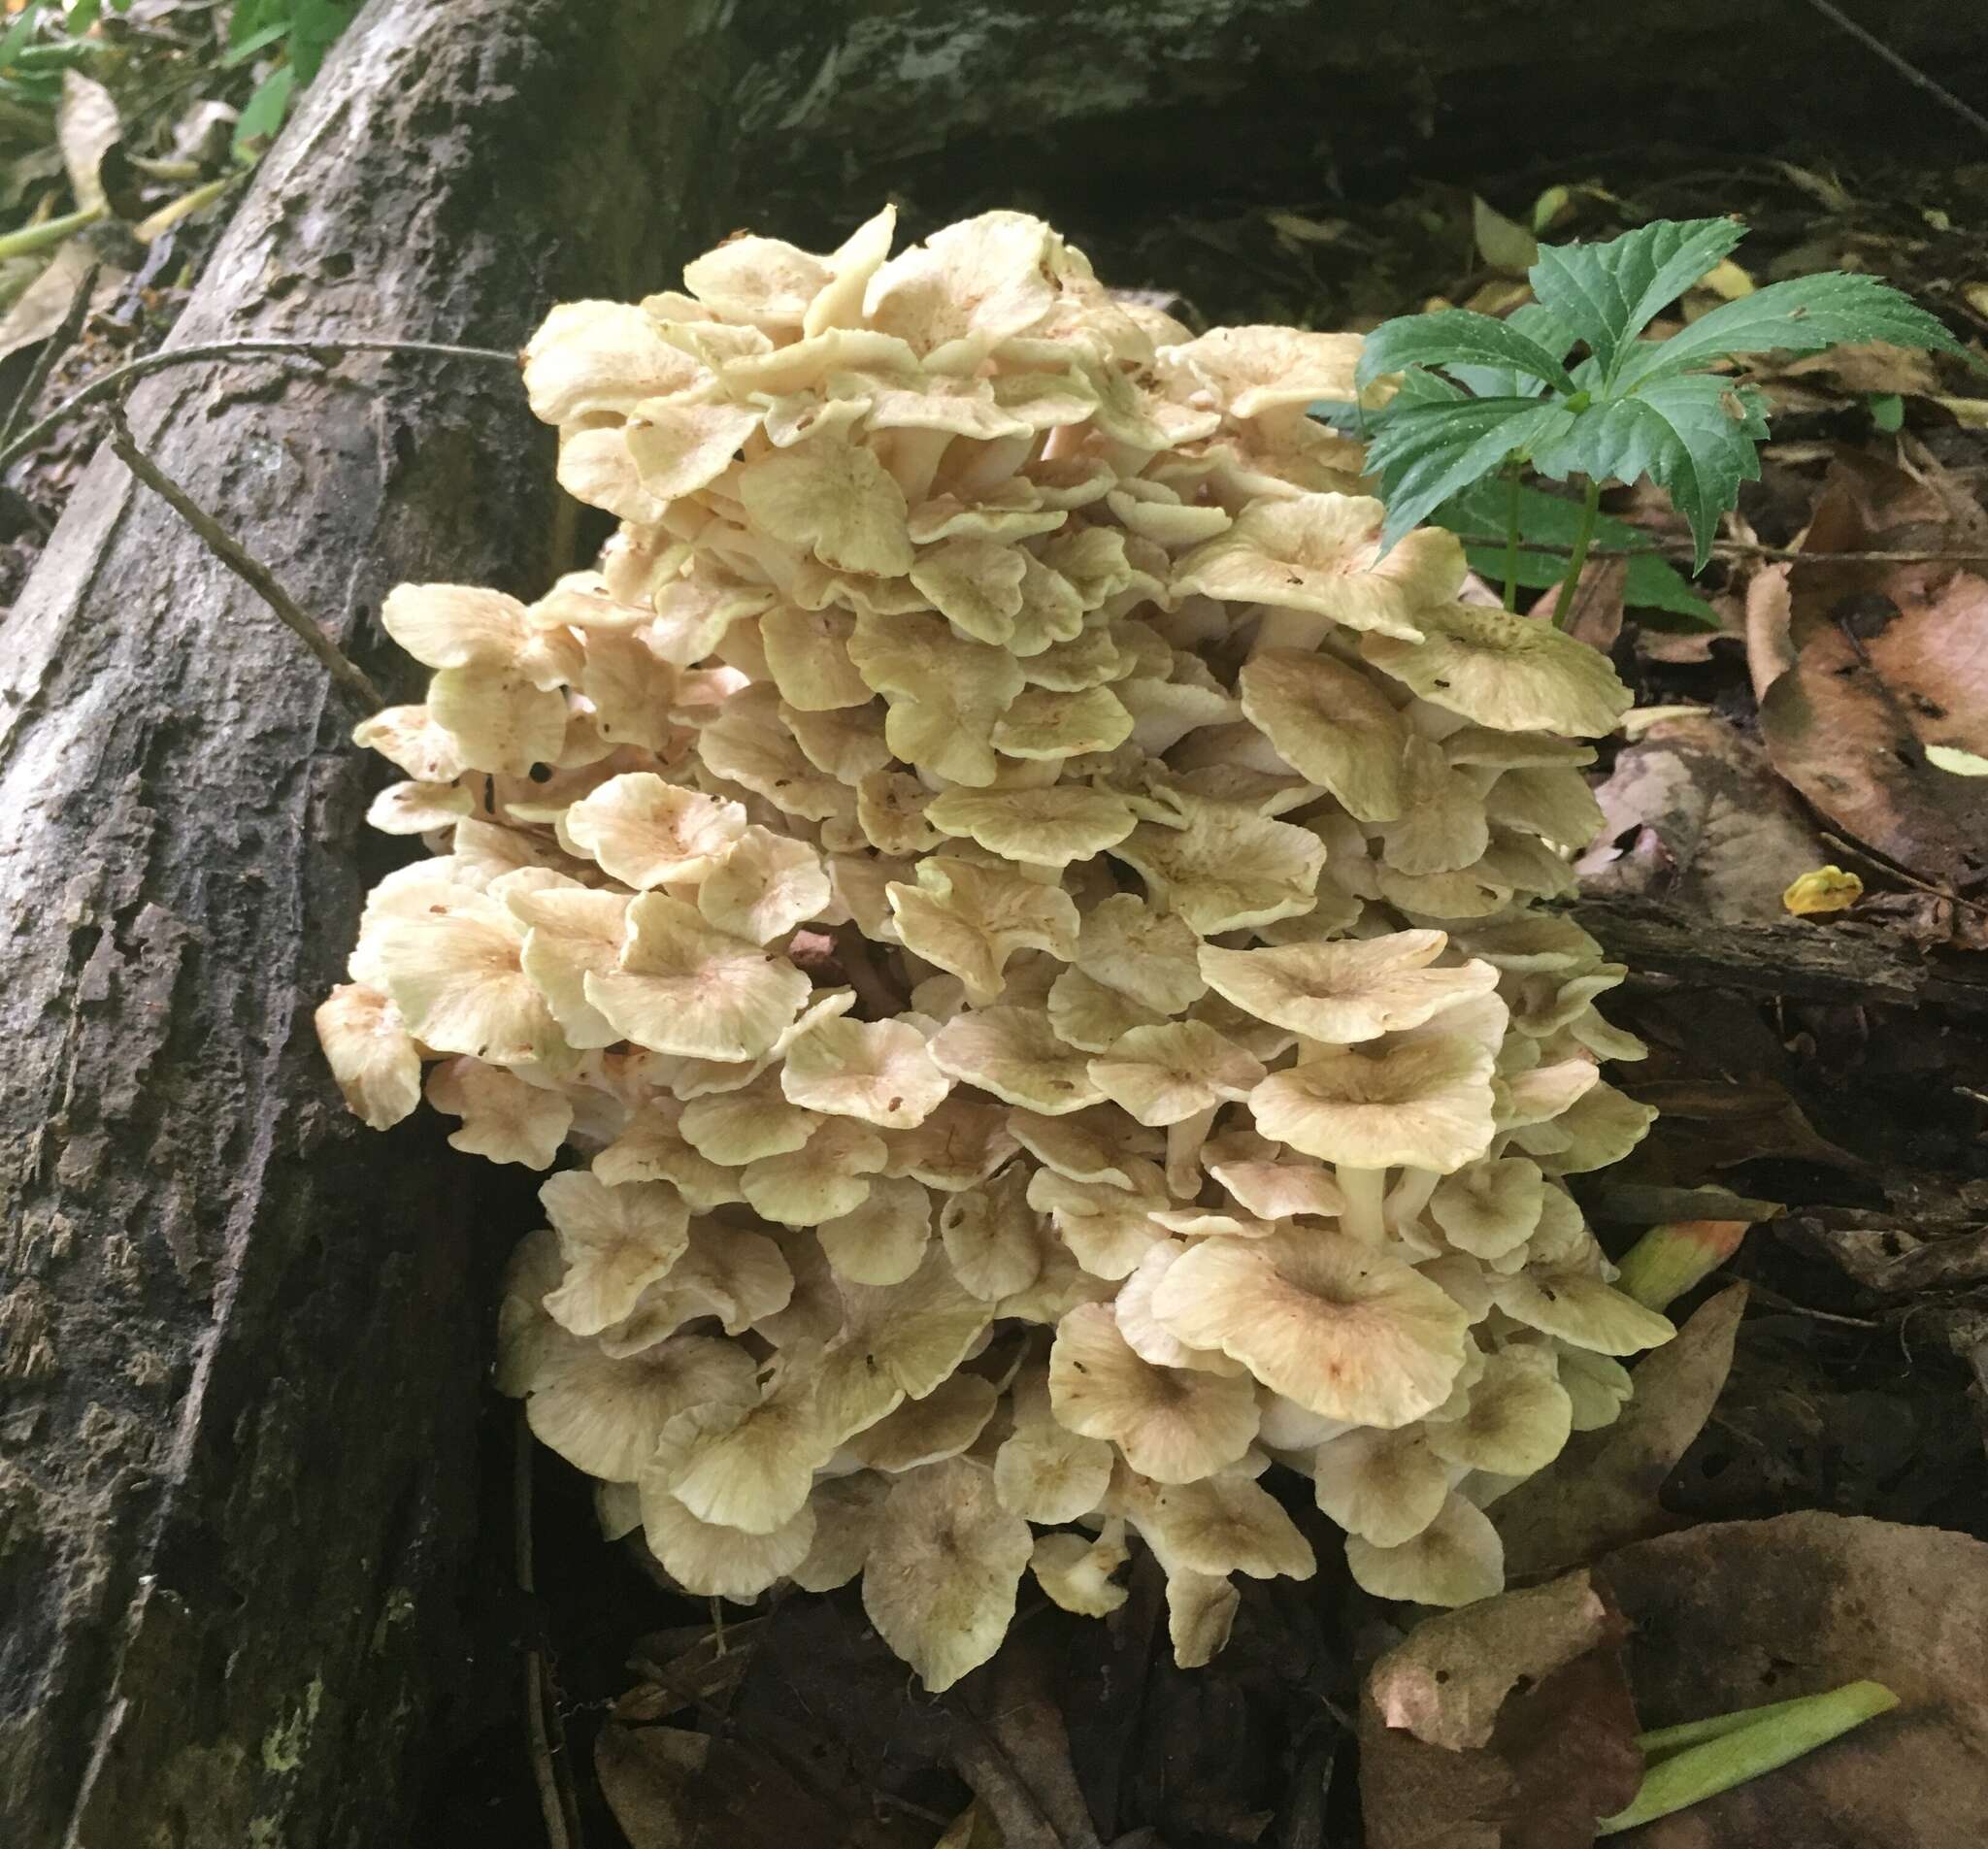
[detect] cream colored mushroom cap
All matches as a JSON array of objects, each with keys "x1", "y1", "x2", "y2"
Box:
[
  {"x1": 816, "y1": 1174, "x2": 935, "y2": 1286},
  {"x1": 1172, "y1": 493, "x2": 1463, "y2": 639},
  {"x1": 1249, "y1": 1035, "x2": 1497, "y2": 1173},
  {"x1": 315, "y1": 982, "x2": 421, "y2": 1131},
  {"x1": 1198, "y1": 931, "x2": 1499, "y2": 1045},
  {"x1": 845, "y1": 1370, "x2": 999, "y2": 1472},
  {"x1": 1429, "y1": 1155, "x2": 1544, "y2": 1260},
  {"x1": 937, "y1": 1162, "x2": 1042, "y2": 1302},
  {"x1": 426, "y1": 1058, "x2": 571, "y2": 1171},
  {"x1": 584, "y1": 892, "x2": 812, "y2": 1062},
  {"x1": 790, "y1": 1470, "x2": 891, "y2": 1592},
  {"x1": 1157, "y1": 324, "x2": 1366, "y2": 417},
  {"x1": 737, "y1": 431, "x2": 914, "y2": 578},
  {"x1": 515, "y1": 1331, "x2": 758, "y2": 1483},
  {"x1": 1150, "y1": 1231, "x2": 1470, "y2": 1428},
  {"x1": 1031, "y1": 1520, "x2": 1131, "y2": 1618},
  {"x1": 638, "y1": 1488, "x2": 816, "y2": 1601},
  {"x1": 522, "y1": 299, "x2": 705, "y2": 423},
  {"x1": 780, "y1": 1015, "x2": 953, "y2": 1129},
  {"x1": 1088, "y1": 1020, "x2": 1268, "y2": 1127},
  {"x1": 860, "y1": 1458, "x2": 1034, "y2": 1692},
  {"x1": 1048, "y1": 1304, "x2": 1260, "y2": 1484},
  {"x1": 1312, "y1": 1424, "x2": 1450, "y2": 1547},
  {"x1": 1362, "y1": 603, "x2": 1633, "y2": 738},
  {"x1": 929, "y1": 1006, "x2": 1105, "y2": 1115},
  {"x1": 539, "y1": 1171, "x2": 691, "y2": 1337},
  {"x1": 563, "y1": 773, "x2": 747, "y2": 888},
  {"x1": 1236, "y1": 648, "x2": 1411, "y2": 823},
  {"x1": 923, "y1": 785, "x2": 1139, "y2": 869},
  {"x1": 1114, "y1": 1468, "x2": 1316, "y2": 1581},
  {"x1": 1423, "y1": 1346, "x2": 1573, "y2": 1476},
  {"x1": 1488, "y1": 1270, "x2": 1676, "y2": 1356},
  {"x1": 1344, "y1": 1490, "x2": 1505, "y2": 1607}
]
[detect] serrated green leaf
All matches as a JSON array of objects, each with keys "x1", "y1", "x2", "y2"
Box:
[
  {"x1": 1365, "y1": 398, "x2": 1574, "y2": 549},
  {"x1": 1441, "y1": 305, "x2": 1583, "y2": 399},
  {"x1": 1355, "y1": 308, "x2": 1576, "y2": 394},
  {"x1": 1529, "y1": 375, "x2": 1770, "y2": 569},
  {"x1": 1612, "y1": 270, "x2": 1966, "y2": 388},
  {"x1": 1529, "y1": 216, "x2": 1746, "y2": 376}
]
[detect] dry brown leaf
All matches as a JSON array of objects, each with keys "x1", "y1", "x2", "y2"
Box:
[
  {"x1": 1575, "y1": 712, "x2": 1829, "y2": 922},
  {"x1": 55, "y1": 69, "x2": 120, "y2": 215},
  {"x1": 1742, "y1": 565, "x2": 1795, "y2": 703},
  {"x1": 1759, "y1": 569, "x2": 1988, "y2": 889},
  {"x1": 0, "y1": 244, "x2": 122, "y2": 368},
  {"x1": 1494, "y1": 1284, "x2": 1746, "y2": 1578},
  {"x1": 1598, "y1": 1512, "x2": 1988, "y2": 1846},
  {"x1": 1359, "y1": 1570, "x2": 1642, "y2": 1849}
]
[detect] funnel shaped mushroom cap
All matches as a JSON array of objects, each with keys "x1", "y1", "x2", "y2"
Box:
[
  {"x1": 315, "y1": 984, "x2": 421, "y2": 1131},
  {"x1": 1312, "y1": 1425, "x2": 1449, "y2": 1547},
  {"x1": 1150, "y1": 1232, "x2": 1471, "y2": 1428},
  {"x1": 1344, "y1": 1490, "x2": 1505, "y2": 1607},
  {"x1": 1424, "y1": 1347, "x2": 1573, "y2": 1476},
  {"x1": 1237, "y1": 649, "x2": 1410, "y2": 822},
  {"x1": 1048, "y1": 1304, "x2": 1260, "y2": 1483},
  {"x1": 584, "y1": 892, "x2": 812, "y2": 1062},
  {"x1": 1199, "y1": 931, "x2": 1498, "y2": 1046},
  {"x1": 1173, "y1": 493, "x2": 1463, "y2": 639},
  {"x1": 1157, "y1": 325, "x2": 1365, "y2": 417},
  {"x1": 861, "y1": 1458, "x2": 1034, "y2": 1691},
  {"x1": 1249, "y1": 1035, "x2": 1497, "y2": 1173},
  {"x1": 1362, "y1": 603, "x2": 1632, "y2": 737}
]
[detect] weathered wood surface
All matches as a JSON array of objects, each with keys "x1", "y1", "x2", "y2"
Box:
[{"x1": 0, "y1": 2, "x2": 712, "y2": 1841}]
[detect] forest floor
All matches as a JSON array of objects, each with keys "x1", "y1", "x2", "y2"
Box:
[{"x1": 3, "y1": 54, "x2": 1983, "y2": 1847}]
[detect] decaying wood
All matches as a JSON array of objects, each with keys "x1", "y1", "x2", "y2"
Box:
[
  {"x1": 0, "y1": 2, "x2": 708, "y2": 1842},
  {"x1": 1568, "y1": 897, "x2": 1988, "y2": 1019}
]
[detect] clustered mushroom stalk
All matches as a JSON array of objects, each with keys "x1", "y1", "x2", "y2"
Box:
[{"x1": 317, "y1": 208, "x2": 1672, "y2": 1693}]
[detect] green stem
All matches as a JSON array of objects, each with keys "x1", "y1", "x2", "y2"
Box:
[
  {"x1": 1550, "y1": 476, "x2": 1604, "y2": 630},
  {"x1": 1501, "y1": 466, "x2": 1522, "y2": 611},
  {"x1": 0, "y1": 203, "x2": 107, "y2": 263},
  {"x1": 1598, "y1": 1680, "x2": 1898, "y2": 1836}
]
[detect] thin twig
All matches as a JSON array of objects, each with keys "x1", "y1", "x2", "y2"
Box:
[
  {"x1": 0, "y1": 258, "x2": 98, "y2": 460},
  {"x1": 106, "y1": 400, "x2": 385, "y2": 710},
  {"x1": 516, "y1": 1408, "x2": 584, "y2": 1849},
  {"x1": 1451, "y1": 531, "x2": 1988, "y2": 567},
  {"x1": 1, "y1": 334, "x2": 517, "y2": 477},
  {"x1": 1801, "y1": 0, "x2": 1988, "y2": 143}
]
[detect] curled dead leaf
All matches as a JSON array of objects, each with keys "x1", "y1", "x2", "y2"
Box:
[
  {"x1": 1494, "y1": 1284, "x2": 1746, "y2": 1577},
  {"x1": 1360, "y1": 1569, "x2": 1642, "y2": 1848}
]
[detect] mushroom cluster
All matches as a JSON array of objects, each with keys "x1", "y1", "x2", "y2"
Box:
[{"x1": 318, "y1": 208, "x2": 1671, "y2": 1691}]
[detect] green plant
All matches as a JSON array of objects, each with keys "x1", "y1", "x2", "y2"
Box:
[
  {"x1": 226, "y1": 0, "x2": 358, "y2": 156},
  {"x1": 1344, "y1": 216, "x2": 1966, "y2": 626}
]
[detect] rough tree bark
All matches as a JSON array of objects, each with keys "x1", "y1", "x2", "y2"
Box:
[
  {"x1": 4, "y1": 1, "x2": 1986, "y2": 1845},
  {"x1": 0, "y1": 5, "x2": 716, "y2": 1843}
]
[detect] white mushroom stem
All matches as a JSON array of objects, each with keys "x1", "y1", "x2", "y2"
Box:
[
  {"x1": 1167, "y1": 1106, "x2": 1220, "y2": 1200},
  {"x1": 1336, "y1": 1165, "x2": 1389, "y2": 1244},
  {"x1": 948, "y1": 433, "x2": 1036, "y2": 496},
  {"x1": 879, "y1": 427, "x2": 952, "y2": 500},
  {"x1": 1250, "y1": 607, "x2": 1336, "y2": 657},
  {"x1": 1385, "y1": 1167, "x2": 1440, "y2": 1236}
]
